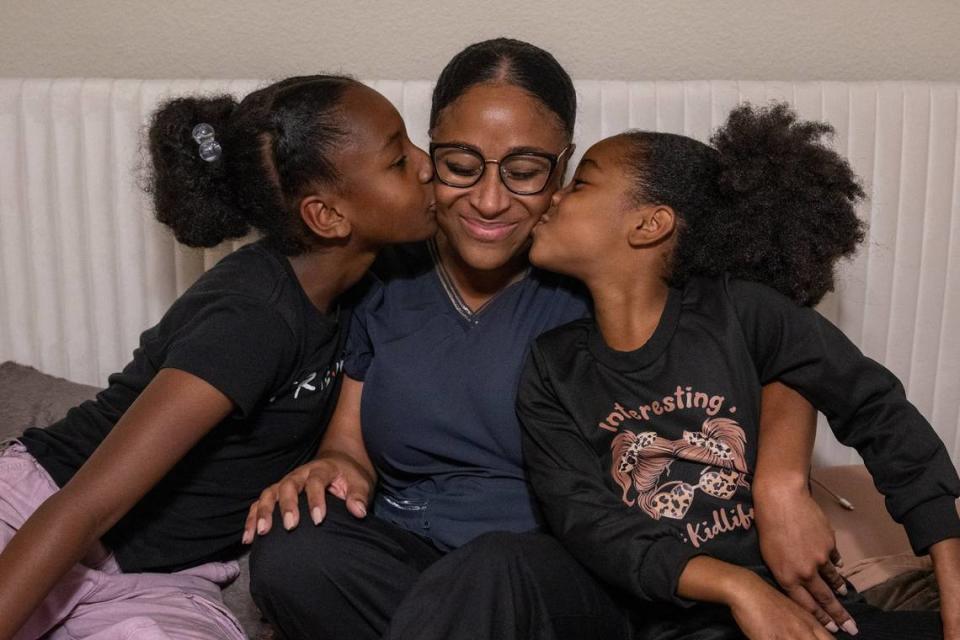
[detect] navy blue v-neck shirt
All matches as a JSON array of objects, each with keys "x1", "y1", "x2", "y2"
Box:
[{"x1": 344, "y1": 241, "x2": 590, "y2": 550}]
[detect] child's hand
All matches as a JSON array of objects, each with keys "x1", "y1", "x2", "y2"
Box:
[
  {"x1": 931, "y1": 537, "x2": 960, "y2": 640},
  {"x1": 729, "y1": 573, "x2": 843, "y2": 640},
  {"x1": 755, "y1": 480, "x2": 855, "y2": 632}
]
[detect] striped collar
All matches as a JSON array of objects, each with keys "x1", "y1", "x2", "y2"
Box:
[{"x1": 428, "y1": 238, "x2": 530, "y2": 325}]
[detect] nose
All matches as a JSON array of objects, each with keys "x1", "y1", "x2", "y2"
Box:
[
  {"x1": 413, "y1": 146, "x2": 433, "y2": 184},
  {"x1": 469, "y1": 163, "x2": 512, "y2": 219}
]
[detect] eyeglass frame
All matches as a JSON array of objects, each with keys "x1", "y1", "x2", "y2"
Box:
[{"x1": 428, "y1": 142, "x2": 574, "y2": 196}]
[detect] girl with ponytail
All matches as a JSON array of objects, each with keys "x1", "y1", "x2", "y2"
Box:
[
  {"x1": 519, "y1": 102, "x2": 960, "y2": 640},
  {"x1": 0, "y1": 75, "x2": 436, "y2": 639}
]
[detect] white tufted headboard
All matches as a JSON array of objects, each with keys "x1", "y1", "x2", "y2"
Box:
[{"x1": 1, "y1": 79, "x2": 958, "y2": 467}]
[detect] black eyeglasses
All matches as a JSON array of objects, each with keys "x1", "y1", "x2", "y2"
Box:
[{"x1": 429, "y1": 143, "x2": 573, "y2": 196}]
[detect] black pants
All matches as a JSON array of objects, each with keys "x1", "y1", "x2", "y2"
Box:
[{"x1": 249, "y1": 496, "x2": 633, "y2": 640}]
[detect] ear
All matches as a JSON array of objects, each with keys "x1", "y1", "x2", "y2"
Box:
[
  {"x1": 299, "y1": 194, "x2": 352, "y2": 240},
  {"x1": 627, "y1": 205, "x2": 676, "y2": 248}
]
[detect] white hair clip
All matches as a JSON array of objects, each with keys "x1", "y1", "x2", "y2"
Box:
[{"x1": 192, "y1": 123, "x2": 222, "y2": 162}]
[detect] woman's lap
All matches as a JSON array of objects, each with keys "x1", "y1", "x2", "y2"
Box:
[
  {"x1": 250, "y1": 494, "x2": 633, "y2": 640},
  {"x1": 249, "y1": 494, "x2": 442, "y2": 640},
  {"x1": 248, "y1": 492, "x2": 943, "y2": 640}
]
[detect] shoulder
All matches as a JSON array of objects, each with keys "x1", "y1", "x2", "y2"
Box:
[
  {"x1": 161, "y1": 242, "x2": 298, "y2": 337},
  {"x1": 184, "y1": 241, "x2": 290, "y2": 305},
  {"x1": 720, "y1": 276, "x2": 815, "y2": 322},
  {"x1": 680, "y1": 275, "x2": 802, "y2": 315},
  {"x1": 533, "y1": 317, "x2": 593, "y2": 360}
]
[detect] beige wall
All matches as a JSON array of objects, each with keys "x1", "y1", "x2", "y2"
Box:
[{"x1": 1, "y1": 0, "x2": 958, "y2": 80}]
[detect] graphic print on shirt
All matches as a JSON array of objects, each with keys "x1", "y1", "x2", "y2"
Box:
[
  {"x1": 610, "y1": 417, "x2": 750, "y2": 523},
  {"x1": 271, "y1": 359, "x2": 344, "y2": 403}
]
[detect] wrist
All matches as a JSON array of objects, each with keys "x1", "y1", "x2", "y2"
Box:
[
  {"x1": 753, "y1": 470, "x2": 809, "y2": 498},
  {"x1": 679, "y1": 556, "x2": 764, "y2": 607},
  {"x1": 931, "y1": 537, "x2": 960, "y2": 587},
  {"x1": 720, "y1": 567, "x2": 769, "y2": 608}
]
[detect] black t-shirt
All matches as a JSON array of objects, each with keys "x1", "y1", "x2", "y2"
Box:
[
  {"x1": 518, "y1": 276, "x2": 960, "y2": 613},
  {"x1": 20, "y1": 240, "x2": 346, "y2": 573}
]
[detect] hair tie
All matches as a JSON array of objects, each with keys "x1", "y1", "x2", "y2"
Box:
[{"x1": 192, "y1": 123, "x2": 222, "y2": 162}]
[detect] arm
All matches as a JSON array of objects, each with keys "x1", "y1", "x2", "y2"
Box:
[
  {"x1": 519, "y1": 349, "x2": 835, "y2": 640},
  {"x1": 931, "y1": 537, "x2": 960, "y2": 640},
  {"x1": 244, "y1": 375, "x2": 376, "y2": 538},
  {"x1": 731, "y1": 278, "x2": 960, "y2": 554},
  {"x1": 0, "y1": 369, "x2": 233, "y2": 640},
  {"x1": 755, "y1": 382, "x2": 854, "y2": 633},
  {"x1": 678, "y1": 556, "x2": 834, "y2": 640},
  {"x1": 245, "y1": 277, "x2": 382, "y2": 538},
  {"x1": 732, "y1": 279, "x2": 960, "y2": 631}
]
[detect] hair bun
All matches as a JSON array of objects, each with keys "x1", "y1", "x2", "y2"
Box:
[{"x1": 147, "y1": 95, "x2": 251, "y2": 247}]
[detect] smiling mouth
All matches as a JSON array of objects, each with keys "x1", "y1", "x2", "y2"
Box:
[{"x1": 460, "y1": 216, "x2": 520, "y2": 242}]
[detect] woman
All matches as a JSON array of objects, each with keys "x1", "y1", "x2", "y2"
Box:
[
  {"x1": 247, "y1": 41, "x2": 849, "y2": 640},
  {"x1": 0, "y1": 75, "x2": 436, "y2": 639}
]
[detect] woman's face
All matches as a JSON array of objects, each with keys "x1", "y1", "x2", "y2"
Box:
[
  {"x1": 333, "y1": 84, "x2": 437, "y2": 247},
  {"x1": 430, "y1": 83, "x2": 570, "y2": 272},
  {"x1": 529, "y1": 136, "x2": 638, "y2": 278}
]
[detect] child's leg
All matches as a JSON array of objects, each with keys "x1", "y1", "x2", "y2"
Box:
[
  {"x1": 47, "y1": 559, "x2": 246, "y2": 640},
  {"x1": 836, "y1": 602, "x2": 942, "y2": 640},
  {"x1": 1, "y1": 444, "x2": 246, "y2": 640},
  {"x1": 0, "y1": 443, "x2": 102, "y2": 640},
  {"x1": 385, "y1": 531, "x2": 634, "y2": 640}
]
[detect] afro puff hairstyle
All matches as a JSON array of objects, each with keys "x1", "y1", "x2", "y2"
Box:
[{"x1": 623, "y1": 102, "x2": 866, "y2": 306}]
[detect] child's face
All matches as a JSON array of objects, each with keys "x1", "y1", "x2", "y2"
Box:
[
  {"x1": 330, "y1": 85, "x2": 438, "y2": 246},
  {"x1": 529, "y1": 136, "x2": 637, "y2": 278}
]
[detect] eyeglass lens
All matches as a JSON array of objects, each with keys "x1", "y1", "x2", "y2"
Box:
[{"x1": 433, "y1": 147, "x2": 554, "y2": 194}]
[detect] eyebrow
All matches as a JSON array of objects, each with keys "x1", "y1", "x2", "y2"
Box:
[
  {"x1": 578, "y1": 158, "x2": 601, "y2": 171},
  {"x1": 381, "y1": 130, "x2": 403, "y2": 152},
  {"x1": 436, "y1": 141, "x2": 557, "y2": 156}
]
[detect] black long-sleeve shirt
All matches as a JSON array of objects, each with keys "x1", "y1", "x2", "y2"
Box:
[{"x1": 517, "y1": 275, "x2": 960, "y2": 607}]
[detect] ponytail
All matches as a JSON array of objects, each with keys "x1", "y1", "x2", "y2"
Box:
[
  {"x1": 145, "y1": 75, "x2": 358, "y2": 254},
  {"x1": 623, "y1": 102, "x2": 866, "y2": 306},
  {"x1": 147, "y1": 96, "x2": 248, "y2": 248}
]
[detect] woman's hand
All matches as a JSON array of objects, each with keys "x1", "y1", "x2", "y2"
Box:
[
  {"x1": 755, "y1": 382, "x2": 854, "y2": 633},
  {"x1": 931, "y1": 537, "x2": 960, "y2": 640},
  {"x1": 728, "y1": 571, "x2": 839, "y2": 640},
  {"x1": 242, "y1": 451, "x2": 375, "y2": 541},
  {"x1": 755, "y1": 482, "x2": 855, "y2": 634},
  {"x1": 242, "y1": 374, "x2": 374, "y2": 542},
  {"x1": 678, "y1": 555, "x2": 840, "y2": 639}
]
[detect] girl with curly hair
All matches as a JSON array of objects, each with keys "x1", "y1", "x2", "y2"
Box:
[
  {"x1": 518, "y1": 102, "x2": 960, "y2": 640},
  {"x1": 0, "y1": 75, "x2": 436, "y2": 639}
]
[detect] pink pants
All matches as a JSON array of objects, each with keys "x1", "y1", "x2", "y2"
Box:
[{"x1": 0, "y1": 443, "x2": 247, "y2": 640}]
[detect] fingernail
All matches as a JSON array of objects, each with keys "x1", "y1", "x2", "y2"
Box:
[
  {"x1": 311, "y1": 507, "x2": 324, "y2": 525},
  {"x1": 257, "y1": 518, "x2": 268, "y2": 535},
  {"x1": 842, "y1": 620, "x2": 859, "y2": 636},
  {"x1": 826, "y1": 621, "x2": 839, "y2": 633},
  {"x1": 241, "y1": 531, "x2": 253, "y2": 545},
  {"x1": 282, "y1": 511, "x2": 296, "y2": 531},
  {"x1": 356, "y1": 503, "x2": 367, "y2": 517},
  {"x1": 837, "y1": 583, "x2": 848, "y2": 596}
]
